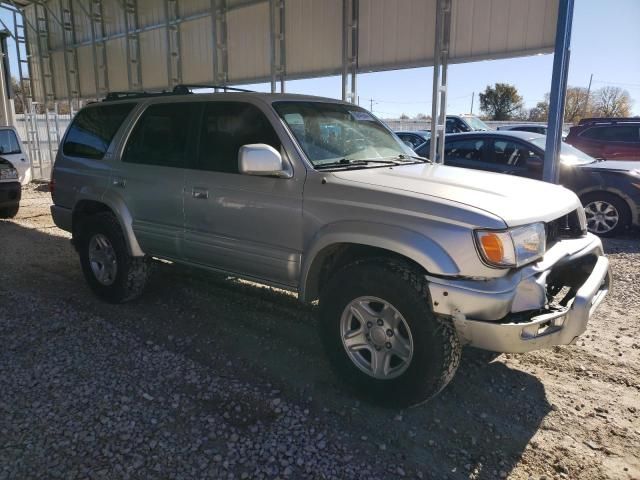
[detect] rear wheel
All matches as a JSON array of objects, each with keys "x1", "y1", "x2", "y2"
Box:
[
  {"x1": 581, "y1": 192, "x2": 630, "y2": 237},
  {"x1": 0, "y1": 205, "x2": 19, "y2": 218},
  {"x1": 319, "y1": 258, "x2": 461, "y2": 407},
  {"x1": 77, "y1": 212, "x2": 151, "y2": 303}
]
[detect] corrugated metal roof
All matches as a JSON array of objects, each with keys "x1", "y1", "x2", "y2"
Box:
[{"x1": 16, "y1": 0, "x2": 559, "y2": 101}]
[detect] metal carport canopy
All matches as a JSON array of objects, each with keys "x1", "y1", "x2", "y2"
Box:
[{"x1": 10, "y1": 0, "x2": 559, "y2": 102}]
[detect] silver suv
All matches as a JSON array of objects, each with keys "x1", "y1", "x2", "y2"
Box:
[{"x1": 51, "y1": 88, "x2": 611, "y2": 406}]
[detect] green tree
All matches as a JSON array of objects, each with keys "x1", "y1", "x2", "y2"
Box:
[{"x1": 478, "y1": 83, "x2": 524, "y2": 120}]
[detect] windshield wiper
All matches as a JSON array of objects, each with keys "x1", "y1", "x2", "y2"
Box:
[
  {"x1": 314, "y1": 158, "x2": 400, "y2": 170},
  {"x1": 393, "y1": 154, "x2": 431, "y2": 163}
]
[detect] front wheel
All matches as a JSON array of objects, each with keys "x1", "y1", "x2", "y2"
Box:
[
  {"x1": 582, "y1": 192, "x2": 630, "y2": 237},
  {"x1": 319, "y1": 259, "x2": 461, "y2": 407}
]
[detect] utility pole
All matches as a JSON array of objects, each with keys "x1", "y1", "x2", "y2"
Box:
[
  {"x1": 470, "y1": 92, "x2": 474, "y2": 114},
  {"x1": 583, "y1": 73, "x2": 593, "y2": 117},
  {"x1": 369, "y1": 98, "x2": 374, "y2": 113}
]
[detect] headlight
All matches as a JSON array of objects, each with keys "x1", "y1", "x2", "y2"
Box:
[
  {"x1": 475, "y1": 223, "x2": 546, "y2": 268},
  {"x1": 0, "y1": 167, "x2": 18, "y2": 180}
]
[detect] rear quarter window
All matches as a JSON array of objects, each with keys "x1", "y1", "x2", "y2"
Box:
[{"x1": 63, "y1": 103, "x2": 136, "y2": 159}]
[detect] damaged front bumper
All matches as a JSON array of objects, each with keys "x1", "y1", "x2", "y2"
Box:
[{"x1": 426, "y1": 233, "x2": 611, "y2": 353}]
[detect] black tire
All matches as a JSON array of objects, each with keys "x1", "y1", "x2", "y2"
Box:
[
  {"x1": 0, "y1": 205, "x2": 19, "y2": 218},
  {"x1": 319, "y1": 258, "x2": 461, "y2": 407},
  {"x1": 581, "y1": 192, "x2": 630, "y2": 238},
  {"x1": 76, "y1": 212, "x2": 151, "y2": 303}
]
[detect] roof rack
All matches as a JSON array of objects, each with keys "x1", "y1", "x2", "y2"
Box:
[
  {"x1": 172, "y1": 84, "x2": 255, "y2": 94},
  {"x1": 103, "y1": 90, "x2": 183, "y2": 102},
  {"x1": 578, "y1": 117, "x2": 640, "y2": 126},
  {"x1": 102, "y1": 84, "x2": 256, "y2": 102}
]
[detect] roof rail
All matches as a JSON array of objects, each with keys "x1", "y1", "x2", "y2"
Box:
[
  {"x1": 103, "y1": 90, "x2": 185, "y2": 102},
  {"x1": 102, "y1": 84, "x2": 256, "y2": 102},
  {"x1": 172, "y1": 84, "x2": 255, "y2": 94},
  {"x1": 578, "y1": 117, "x2": 640, "y2": 126}
]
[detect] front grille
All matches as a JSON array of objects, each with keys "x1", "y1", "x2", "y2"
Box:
[{"x1": 546, "y1": 209, "x2": 586, "y2": 248}]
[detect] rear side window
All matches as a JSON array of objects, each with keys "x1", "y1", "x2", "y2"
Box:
[
  {"x1": 123, "y1": 103, "x2": 195, "y2": 168},
  {"x1": 444, "y1": 139, "x2": 486, "y2": 162},
  {"x1": 197, "y1": 102, "x2": 280, "y2": 174},
  {"x1": 491, "y1": 140, "x2": 536, "y2": 166},
  {"x1": 581, "y1": 125, "x2": 640, "y2": 142},
  {"x1": 0, "y1": 129, "x2": 21, "y2": 154},
  {"x1": 63, "y1": 103, "x2": 135, "y2": 159}
]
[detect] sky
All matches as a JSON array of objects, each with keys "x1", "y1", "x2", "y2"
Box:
[{"x1": 1, "y1": 0, "x2": 638, "y2": 118}]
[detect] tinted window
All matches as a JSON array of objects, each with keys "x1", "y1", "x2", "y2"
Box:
[
  {"x1": 123, "y1": 103, "x2": 194, "y2": 168},
  {"x1": 198, "y1": 102, "x2": 280, "y2": 173},
  {"x1": 444, "y1": 139, "x2": 486, "y2": 161},
  {"x1": 398, "y1": 133, "x2": 423, "y2": 149},
  {"x1": 63, "y1": 103, "x2": 135, "y2": 159},
  {"x1": 491, "y1": 139, "x2": 535, "y2": 166},
  {"x1": 581, "y1": 125, "x2": 640, "y2": 142},
  {"x1": 0, "y1": 129, "x2": 21, "y2": 154}
]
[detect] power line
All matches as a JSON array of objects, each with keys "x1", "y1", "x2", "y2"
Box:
[{"x1": 592, "y1": 79, "x2": 640, "y2": 88}]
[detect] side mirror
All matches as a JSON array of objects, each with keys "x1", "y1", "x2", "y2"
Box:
[{"x1": 238, "y1": 144, "x2": 292, "y2": 178}]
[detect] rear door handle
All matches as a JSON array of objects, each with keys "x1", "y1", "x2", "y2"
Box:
[{"x1": 192, "y1": 187, "x2": 209, "y2": 199}]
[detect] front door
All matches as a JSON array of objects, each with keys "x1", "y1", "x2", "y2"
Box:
[{"x1": 183, "y1": 101, "x2": 304, "y2": 287}]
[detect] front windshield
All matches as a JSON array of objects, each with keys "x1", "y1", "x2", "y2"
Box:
[
  {"x1": 530, "y1": 137, "x2": 596, "y2": 165},
  {"x1": 273, "y1": 101, "x2": 413, "y2": 167},
  {"x1": 464, "y1": 116, "x2": 490, "y2": 131}
]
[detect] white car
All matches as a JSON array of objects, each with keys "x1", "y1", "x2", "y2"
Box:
[{"x1": 0, "y1": 126, "x2": 30, "y2": 218}]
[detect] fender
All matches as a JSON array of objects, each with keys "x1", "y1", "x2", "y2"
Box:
[
  {"x1": 74, "y1": 187, "x2": 146, "y2": 257},
  {"x1": 299, "y1": 221, "x2": 460, "y2": 302}
]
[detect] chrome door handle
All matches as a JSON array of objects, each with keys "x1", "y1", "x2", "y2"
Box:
[
  {"x1": 112, "y1": 176, "x2": 126, "y2": 188},
  {"x1": 192, "y1": 188, "x2": 209, "y2": 199}
]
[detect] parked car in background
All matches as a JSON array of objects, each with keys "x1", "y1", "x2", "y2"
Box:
[
  {"x1": 0, "y1": 155, "x2": 21, "y2": 218},
  {"x1": 395, "y1": 130, "x2": 430, "y2": 149},
  {"x1": 415, "y1": 131, "x2": 640, "y2": 236},
  {"x1": 565, "y1": 118, "x2": 640, "y2": 161},
  {"x1": 0, "y1": 127, "x2": 30, "y2": 218},
  {"x1": 50, "y1": 89, "x2": 610, "y2": 406},
  {"x1": 445, "y1": 114, "x2": 490, "y2": 133},
  {"x1": 498, "y1": 124, "x2": 548, "y2": 135}
]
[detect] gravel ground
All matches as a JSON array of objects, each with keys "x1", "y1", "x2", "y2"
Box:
[{"x1": 1, "y1": 183, "x2": 639, "y2": 480}]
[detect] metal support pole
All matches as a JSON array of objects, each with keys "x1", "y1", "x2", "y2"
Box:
[
  {"x1": 543, "y1": 0, "x2": 574, "y2": 184},
  {"x1": 269, "y1": 0, "x2": 285, "y2": 93},
  {"x1": 211, "y1": 0, "x2": 228, "y2": 86},
  {"x1": 165, "y1": 0, "x2": 182, "y2": 88},
  {"x1": 120, "y1": 0, "x2": 143, "y2": 90},
  {"x1": 341, "y1": 0, "x2": 358, "y2": 103},
  {"x1": 430, "y1": 0, "x2": 451, "y2": 163}
]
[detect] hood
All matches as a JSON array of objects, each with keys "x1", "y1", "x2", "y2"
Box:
[
  {"x1": 579, "y1": 160, "x2": 640, "y2": 173},
  {"x1": 332, "y1": 163, "x2": 581, "y2": 227}
]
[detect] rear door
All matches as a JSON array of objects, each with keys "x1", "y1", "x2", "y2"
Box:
[
  {"x1": 183, "y1": 100, "x2": 304, "y2": 287},
  {"x1": 113, "y1": 101, "x2": 198, "y2": 259},
  {"x1": 602, "y1": 125, "x2": 640, "y2": 160}
]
